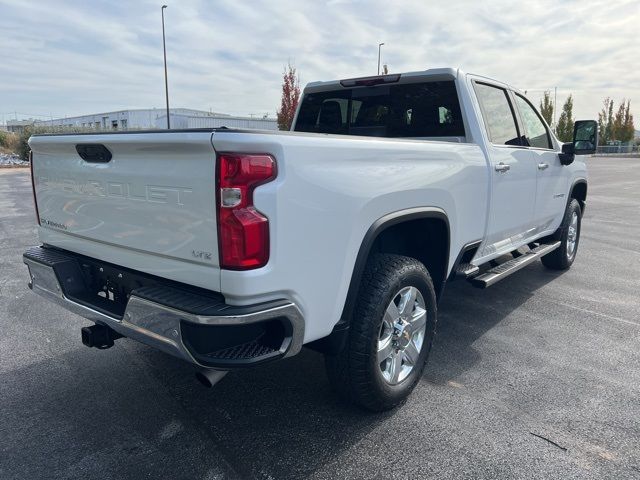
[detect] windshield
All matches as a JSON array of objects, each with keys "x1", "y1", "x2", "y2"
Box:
[{"x1": 294, "y1": 81, "x2": 465, "y2": 138}]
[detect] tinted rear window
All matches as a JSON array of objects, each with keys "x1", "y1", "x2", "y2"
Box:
[{"x1": 294, "y1": 81, "x2": 465, "y2": 138}]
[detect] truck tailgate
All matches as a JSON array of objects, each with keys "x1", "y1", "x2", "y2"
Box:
[{"x1": 29, "y1": 131, "x2": 221, "y2": 290}]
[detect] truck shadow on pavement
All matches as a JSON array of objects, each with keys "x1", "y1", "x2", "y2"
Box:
[{"x1": 425, "y1": 262, "x2": 564, "y2": 386}]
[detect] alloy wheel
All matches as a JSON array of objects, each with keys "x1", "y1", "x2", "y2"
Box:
[{"x1": 377, "y1": 286, "x2": 427, "y2": 385}]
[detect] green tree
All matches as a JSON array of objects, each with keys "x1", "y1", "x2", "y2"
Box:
[
  {"x1": 554, "y1": 95, "x2": 574, "y2": 142},
  {"x1": 598, "y1": 97, "x2": 615, "y2": 144},
  {"x1": 599, "y1": 98, "x2": 635, "y2": 144},
  {"x1": 598, "y1": 98, "x2": 610, "y2": 144},
  {"x1": 613, "y1": 101, "x2": 625, "y2": 141},
  {"x1": 539, "y1": 91, "x2": 554, "y2": 126},
  {"x1": 607, "y1": 99, "x2": 614, "y2": 142},
  {"x1": 623, "y1": 101, "x2": 635, "y2": 142},
  {"x1": 615, "y1": 100, "x2": 635, "y2": 142}
]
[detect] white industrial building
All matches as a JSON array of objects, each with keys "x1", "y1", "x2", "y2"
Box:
[
  {"x1": 31, "y1": 108, "x2": 278, "y2": 131},
  {"x1": 157, "y1": 112, "x2": 278, "y2": 130},
  {"x1": 5, "y1": 119, "x2": 35, "y2": 133}
]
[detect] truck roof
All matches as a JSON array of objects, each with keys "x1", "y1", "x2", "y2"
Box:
[
  {"x1": 304, "y1": 68, "x2": 520, "y2": 95},
  {"x1": 304, "y1": 67, "x2": 461, "y2": 92}
]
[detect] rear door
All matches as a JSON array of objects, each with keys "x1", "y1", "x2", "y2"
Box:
[
  {"x1": 512, "y1": 93, "x2": 566, "y2": 232},
  {"x1": 473, "y1": 82, "x2": 538, "y2": 256}
]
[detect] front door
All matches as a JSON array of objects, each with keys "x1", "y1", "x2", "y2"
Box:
[
  {"x1": 513, "y1": 93, "x2": 567, "y2": 234},
  {"x1": 474, "y1": 82, "x2": 538, "y2": 257}
]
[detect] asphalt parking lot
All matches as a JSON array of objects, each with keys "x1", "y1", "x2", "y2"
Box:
[{"x1": 1, "y1": 157, "x2": 639, "y2": 479}]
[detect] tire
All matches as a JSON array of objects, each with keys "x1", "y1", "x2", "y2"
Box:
[
  {"x1": 325, "y1": 254, "x2": 437, "y2": 411},
  {"x1": 541, "y1": 198, "x2": 582, "y2": 270}
]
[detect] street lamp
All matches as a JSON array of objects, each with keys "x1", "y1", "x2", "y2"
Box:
[
  {"x1": 377, "y1": 42, "x2": 384, "y2": 75},
  {"x1": 161, "y1": 5, "x2": 170, "y2": 129}
]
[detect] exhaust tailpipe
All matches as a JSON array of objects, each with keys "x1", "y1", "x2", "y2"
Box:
[{"x1": 195, "y1": 369, "x2": 228, "y2": 388}]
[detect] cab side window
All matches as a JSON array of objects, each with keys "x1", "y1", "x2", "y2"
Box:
[
  {"x1": 474, "y1": 83, "x2": 521, "y2": 146},
  {"x1": 514, "y1": 94, "x2": 552, "y2": 149}
]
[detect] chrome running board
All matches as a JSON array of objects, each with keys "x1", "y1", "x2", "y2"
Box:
[{"x1": 470, "y1": 242, "x2": 561, "y2": 288}]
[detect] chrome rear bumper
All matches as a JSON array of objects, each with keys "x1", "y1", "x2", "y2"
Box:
[{"x1": 23, "y1": 246, "x2": 304, "y2": 368}]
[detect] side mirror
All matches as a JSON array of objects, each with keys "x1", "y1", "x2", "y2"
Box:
[
  {"x1": 558, "y1": 120, "x2": 598, "y2": 166},
  {"x1": 559, "y1": 142, "x2": 575, "y2": 166},
  {"x1": 573, "y1": 120, "x2": 598, "y2": 155}
]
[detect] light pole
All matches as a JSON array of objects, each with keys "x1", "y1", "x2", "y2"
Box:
[
  {"x1": 377, "y1": 43, "x2": 384, "y2": 75},
  {"x1": 161, "y1": 5, "x2": 170, "y2": 129}
]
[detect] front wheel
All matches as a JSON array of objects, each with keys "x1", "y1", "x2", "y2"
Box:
[
  {"x1": 325, "y1": 254, "x2": 437, "y2": 411},
  {"x1": 541, "y1": 198, "x2": 582, "y2": 270}
]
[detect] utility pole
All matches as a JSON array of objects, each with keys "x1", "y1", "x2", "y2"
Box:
[
  {"x1": 161, "y1": 5, "x2": 170, "y2": 129},
  {"x1": 377, "y1": 43, "x2": 384, "y2": 75}
]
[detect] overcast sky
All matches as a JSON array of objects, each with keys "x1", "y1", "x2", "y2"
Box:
[{"x1": 1, "y1": 0, "x2": 638, "y2": 123}]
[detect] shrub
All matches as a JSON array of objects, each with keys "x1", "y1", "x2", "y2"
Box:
[
  {"x1": 0, "y1": 130, "x2": 20, "y2": 154},
  {"x1": 17, "y1": 126, "x2": 38, "y2": 161},
  {"x1": 16, "y1": 125, "x2": 94, "y2": 161}
]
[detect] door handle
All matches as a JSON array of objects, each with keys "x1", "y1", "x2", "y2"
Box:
[
  {"x1": 495, "y1": 162, "x2": 511, "y2": 173},
  {"x1": 538, "y1": 163, "x2": 549, "y2": 170}
]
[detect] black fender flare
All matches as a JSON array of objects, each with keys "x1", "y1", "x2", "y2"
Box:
[
  {"x1": 340, "y1": 207, "x2": 450, "y2": 323},
  {"x1": 568, "y1": 178, "x2": 588, "y2": 213},
  {"x1": 307, "y1": 207, "x2": 450, "y2": 355}
]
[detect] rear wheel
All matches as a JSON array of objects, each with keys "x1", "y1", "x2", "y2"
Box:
[
  {"x1": 541, "y1": 198, "x2": 582, "y2": 270},
  {"x1": 325, "y1": 254, "x2": 437, "y2": 411}
]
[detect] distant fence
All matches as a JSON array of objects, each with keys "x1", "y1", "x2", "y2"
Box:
[{"x1": 595, "y1": 144, "x2": 639, "y2": 156}]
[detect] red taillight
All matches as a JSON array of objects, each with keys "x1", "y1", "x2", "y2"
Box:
[
  {"x1": 216, "y1": 153, "x2": 276, "y2": 270},
  {"x1": 29, "y1": 151, "x2": 40, "y2": 225}
]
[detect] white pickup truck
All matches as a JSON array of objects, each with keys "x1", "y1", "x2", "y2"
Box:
[{"x1": 24, "y1": 68, "x2": 597, "y2": 411}]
